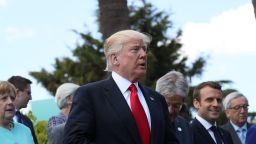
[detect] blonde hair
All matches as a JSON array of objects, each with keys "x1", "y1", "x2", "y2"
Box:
[
  {"x1": 0, "y1": 81, "x2": 16, "y2": 97},
  {"x1": 104, "y1": 30, "x2": 151, "y2": 71}
]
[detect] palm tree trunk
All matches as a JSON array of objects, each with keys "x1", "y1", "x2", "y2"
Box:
[{"x1": 98, "y1": 0, "x2": 130, "y2": 40}]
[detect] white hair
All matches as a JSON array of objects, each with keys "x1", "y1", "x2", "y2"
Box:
[
  {"x1": 55, "y1": 83, "x2": 79, "y2": 109},
  {"x1": 222, "y1": 91, "x2": 248, "y2": 110},
  {"x1": 156, "y1": 71, "x2": 189, "y2": 97}
]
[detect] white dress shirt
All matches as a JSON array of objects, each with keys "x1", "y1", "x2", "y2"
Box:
[{"x1": 112, "y1": 71, "x2": 151, "y2": 129}]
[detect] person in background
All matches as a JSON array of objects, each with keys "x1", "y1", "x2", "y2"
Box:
[
  {"x1": 47, "y1": 83, "x2": 79, "y2": 144},
  {"x1": 0, "y1": 81, "x2": 34, "y2": 144},
  {"x1": 63, "y1": 30, "x2": 179, "y2": 144},
  {"x1": 190, "y1": 81, "x2": 233, "y2": 144},
  {"x1": 8, "y1": 76, "x2": 38, "y2": 144},
  {"x1": 246, "y1": 124, "x2": 256, "y2": 144},
  {"x1": 156, "y1": 70, "x2": 193, "y2": 144},
  {"x1": 222, "y1": 92, "x2": 250, "y2": 144}
]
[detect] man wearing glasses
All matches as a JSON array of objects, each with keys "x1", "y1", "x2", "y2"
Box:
[
  {"x1": 222, "y1": 92, "x2": 251, "y2": 144},
  {"x1": 156, "y1": 71, "x2": 194, "y2": 144}
]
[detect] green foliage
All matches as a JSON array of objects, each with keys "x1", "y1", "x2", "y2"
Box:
[
  {"x1": 27, "y1": 111, "x2": 48, "y2": 144},
  {"x1": 34, "y1": 121, "x2": 48, "y2": 144},
  {"x1": 30, "y1": 31, "x2": 106, "y2": 95},
  {"x1": 30, "y1": 1, "x2": 206, "y2": 94},
  {"x1": 27, "y1": 111, "x2": 37, "y2": 123},
  {"x1": 129, "y1": 3, "x2": 206, "y2": 87}
]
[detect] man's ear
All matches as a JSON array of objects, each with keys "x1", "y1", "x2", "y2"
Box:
[
  {"x1": 15, "y1": 88, "x2": 20, "y2": 97},
  {"x1": 193, "y1": 99, "x2": 200, "y2": 109},
  {"x1": 110, "y1": 54, "x2": 119, "y2": 66},
  {"x1": 225, "y1": 110, "x2": 231, "y2": 118}
]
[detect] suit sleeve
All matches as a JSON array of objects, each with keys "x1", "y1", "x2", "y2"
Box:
[
  {"x1": 246, "y1": 125, "x2": 256, "y2": 144},
  {"x1": 63, "y1": 86, "x2": 96, "y2": 144}
]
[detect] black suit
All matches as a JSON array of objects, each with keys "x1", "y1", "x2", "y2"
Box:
[
  {"x1": 64, "y1": 76, "x2": 179, "y2": 144},
  {"x1": 221, "y1": 122, "x2": 251, "y2": 144},
  {"x1": 16, "y1": 111, "x2": 38, "y2": 144},
  {"x1": 190, "y1": 118, "x2": 233, "y2": 144}
]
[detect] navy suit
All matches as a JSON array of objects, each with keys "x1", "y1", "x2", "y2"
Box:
[
  {"x1": 190, "y1": 118, "x2": 233, "y2": 144},
  {"x1": 221, "y1": 122, "x2": 251, "y2": 144},
  {"x1": 173, "y1": 116, "x2": 193, "y2": 144},
  {"x1": 63, "y1": 76, "x2": 179, "y2": 144},
  {"x1": 16, "y1": 111, "x2": 38, "y2": 144}
]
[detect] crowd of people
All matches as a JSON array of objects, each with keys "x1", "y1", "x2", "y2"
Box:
[{"x1": 1, "y1": 29, "x2": 256, "y2": 144}]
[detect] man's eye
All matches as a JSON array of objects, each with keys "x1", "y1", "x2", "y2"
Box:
[{"x1": 131, "y1": 47, "x2": 140, "y2": 51}]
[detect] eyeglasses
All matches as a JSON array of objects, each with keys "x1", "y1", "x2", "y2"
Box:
[{"x1": 228, "y1": 105, "x2": 249, "y2": 111}]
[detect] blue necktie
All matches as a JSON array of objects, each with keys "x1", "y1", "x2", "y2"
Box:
[{"x1": 237, "y1": 128, "x2": 246, "y2": 144}]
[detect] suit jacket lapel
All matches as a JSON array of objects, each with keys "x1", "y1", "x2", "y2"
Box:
[
  {"x1": 227, "y1": 122, "x2": 241, "y2": 144},
  {"x1": 139, "y1": 84, "x2": 159, "y2": 144},
  {"x1": 194, "y1": 119, "x2": 216, "y2": 144},
  {"x1": 103, "y1": 77, "x2": 140, "y2": 144}
]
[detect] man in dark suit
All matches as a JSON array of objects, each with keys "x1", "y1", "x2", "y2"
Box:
[
  {"x1": 156, "y1": 71, "x2": 193, "y2": 144},
  {"x1": 8, "y1": 76, "x2": 38, "y2": 144},
  {"x1": 190, "y1": 81, "x2": 233, "y2": 144},
  {"x1": 222, "y1": 92, "x2": 250, "y2": 144},
  {"x1": 63, "y1": 30, "x2": 179, "y2": 144}
]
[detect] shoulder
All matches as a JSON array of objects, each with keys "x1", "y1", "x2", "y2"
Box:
[
  {"x1": 221, "y1": 122, "x2": 230, "y2": 129},
  {"x1": 139, "y1": 84, "x2": 163, "y2": 98},
  {"x1": 248, "y1": 124, "x2": 256, "y2": 132},
  {"x1": 13, "y1": 122, "x2": 32, "y2": 134},
  {"x1": 48, "y1": 114, "x2": 66, "y2": 128}
]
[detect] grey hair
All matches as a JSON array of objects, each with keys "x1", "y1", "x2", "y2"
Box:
[
  {"x1": 103, "y1": 30, "x2": 152, "y2": 71},
  {"x1": 55, "y1": 83, "x2": 79, "y2": 109},
  {"x1": 155, "y1": 71, "x2": 189, "y2": 97},
  {"x1": 223, "y1": 91, "x2": 248, "y2": 110}
]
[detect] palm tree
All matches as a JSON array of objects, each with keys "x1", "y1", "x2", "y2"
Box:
[{"x1": 98, "y1": 0, "x2": 130, "y2": 40}]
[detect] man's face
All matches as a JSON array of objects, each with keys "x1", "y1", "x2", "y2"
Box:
[
  {"x1": 0, "y1": 92, "x2": 16, "y2": 121},
  {"x1": 193, "y1": 86, "x2": 222, "y2": 124},
  {"x1": 113, "y1": 39, "x2": 147, "y2": 82},
  {"x1": 165, "y1": 95, "x2": 184, "y2": 120},
  {"x1": 225, "y1": 97, "x2": 248, "y2": 127},
  {"x1": 15, "y1": 84, "x2": 31, "y2": 109}
]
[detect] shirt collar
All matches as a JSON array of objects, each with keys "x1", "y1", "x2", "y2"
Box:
[
  {"x1": 196, "y1": 114, "x2": 216, "y2": 130},
  {"x1": 230, "y1": 120, "x2": 247, "y2": 131},
  {"x1": 112, "y1": 71, "x2": 139, "y2": 94}
]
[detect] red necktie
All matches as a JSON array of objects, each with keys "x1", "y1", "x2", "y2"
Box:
[{"x1": 129, "y1": 84, "x2": 150, "y2": 144}]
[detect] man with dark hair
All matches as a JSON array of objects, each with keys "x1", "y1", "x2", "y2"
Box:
[
  {"x1": 8, "y1": 76, "x2": 38, "y2": 144},
  {"x1": 190, "y1": 81, "x2": 233, "y2": 144}
]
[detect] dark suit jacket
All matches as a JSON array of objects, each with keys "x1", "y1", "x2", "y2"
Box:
[
  {"x1": 190, "y1": 118, "x2": 233, "y2": 144},
  {"x1": 246, "y1": 124, "x2": 256, "y2": 144},
  {"x1": 174, "y1": 116, "x2": 193, "y2": 144},
  {"x1": 16, "y1": 111, "x2": 38, "y2": 144},
  {"x1": 47, "y1": 123, "x2": 65, "y2": 144},
  {"x1": 221, "y1": 122, "x2": 251, "y2": 144},
  {"x1": 63, "y1": 76, "x2": 179, "y2": 144}
]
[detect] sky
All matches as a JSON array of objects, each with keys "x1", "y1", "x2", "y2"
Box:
[{"x1": 1, "y1": 0, "x2": 255, "y2": 111}]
